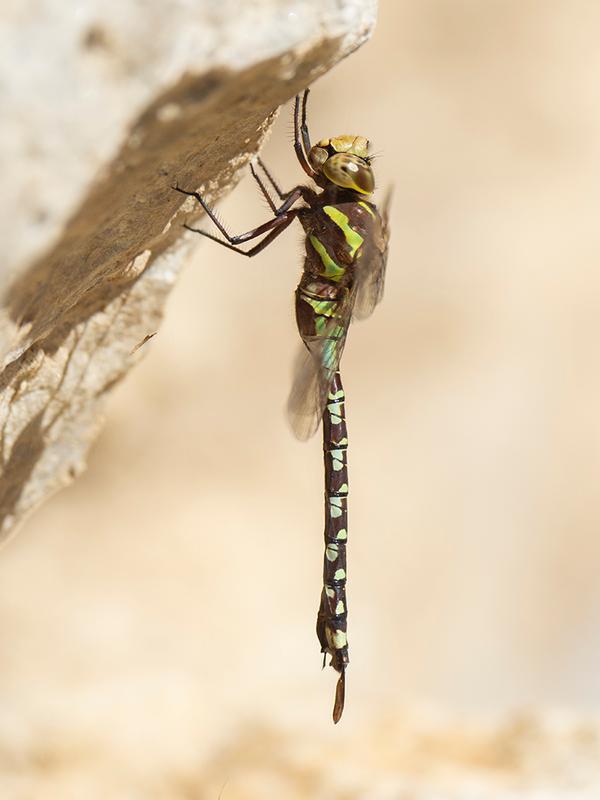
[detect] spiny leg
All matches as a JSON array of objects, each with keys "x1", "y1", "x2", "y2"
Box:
[
  {"x1": 250, "y1": 161, "x2": 278, "y2": 212},
  {"x1": 249, "y1": 162, "x2": 304, "y2": 216},
  {"x1": 255, "y1": 157, "x2": 285, "y2": 199},
  {"x1": 173, "y1": 184, "x2": 235, "y2": 242},
  {"x1": 173, "y1": 183, "x2": 297, "y2": 244},
  {"x1": 299, "y1": 87, "x2": 312, "y2": 163},
  {"x1": 317, "y1": 371, "x2": 350, "y2": 723},
  {"x1": 248, "y1": 87, "x2": 316, "y2": 205},
  {"x1": 294, "y1": 89, "x2": 315, "y2": 178},
  {"x1": 183, "y1": 209, "x2": 298, "y2": 257}
]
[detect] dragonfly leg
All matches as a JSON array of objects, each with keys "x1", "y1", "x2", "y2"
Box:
[
  {"x1": 299, "y1": 87, "x2": 313, "y2": 164},
  {"x1": 250, "y1": 161, "x2": 303, "y2": 214},
  {"x1": 174, "y1": 183, "x2": 295, "y2": 242},
  {"x1": 250, "y1": 161, "x2": 277, "y2": 212},
  {"x1": 252, "y1": 159, "x2": 318, "y2": 217},
  {"x1": 173, "y1": 184, "x2": 233, "y2": 241},
  {"x1": 294, "y1": 89, "x2": 316, "y2": 178},
  {"x1": 183, "y1": 208, "x2": 298, "y2": 257},
  {"x1": 250, "y1": 163, "x2": 305, "y2": 216},
  {"x1": 254, "y1": 156, "x2": 285, "y2": 199}
]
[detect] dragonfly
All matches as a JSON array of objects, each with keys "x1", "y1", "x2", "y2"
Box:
[{"x1": 174, "y1": 89, "x2": 390, "y2": 723}]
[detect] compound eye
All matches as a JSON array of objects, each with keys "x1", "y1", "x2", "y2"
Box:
[
  {"x1": 322, "y1": 153, "x2": 374, "y2": 194},
  {"x1": 308, "y1": 146, "x2": 328, "y2": 171}
]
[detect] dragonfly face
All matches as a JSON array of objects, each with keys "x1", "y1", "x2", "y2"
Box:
[{"x1": 308, "y1": 135, "x2": 375, "y2": 195}]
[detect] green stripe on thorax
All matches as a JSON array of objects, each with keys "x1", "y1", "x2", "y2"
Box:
[
  {"x1": 323, "y1": 205, "x2": 364, "y2": 258},
  {"x1": 309, "y1": 235, "x2": 345, "y2": 282},
  {"x1": 358, "y1": 201, "x2": 376, "y2": 218}
]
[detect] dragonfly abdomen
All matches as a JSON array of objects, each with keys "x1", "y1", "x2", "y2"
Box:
[{"x1": 317, "y1": 371, "x2": 349, "y2": 723}]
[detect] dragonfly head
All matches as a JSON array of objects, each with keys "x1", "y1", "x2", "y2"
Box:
[{"x1": 308, "y1": 135, "x2": 374, "y2": 195}]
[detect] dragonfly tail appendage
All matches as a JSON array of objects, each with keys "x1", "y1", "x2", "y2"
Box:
[{"x1": 333, "y1": 669, "x2": 346, "y2": 724}]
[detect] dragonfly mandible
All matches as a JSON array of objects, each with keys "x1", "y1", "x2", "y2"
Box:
[{"x1": 174, "y1": 89, "x2": 390, "y2": 723}]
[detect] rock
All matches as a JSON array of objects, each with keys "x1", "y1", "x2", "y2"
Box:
[{"x1": 0, "y1": 0, "x2": 377, "y2": 540}]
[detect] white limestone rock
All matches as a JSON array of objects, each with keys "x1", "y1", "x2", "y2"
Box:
[{"x1": 0, "y1": 0, "x2": 377, "y2": 539}]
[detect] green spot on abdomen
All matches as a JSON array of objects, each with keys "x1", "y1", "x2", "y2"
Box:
[
  {"x1": 327, "y1": 398, "x2": 343, "y2": 423},
  {"x1": 329, "y1": 497, "x2": 343, "y2": 518},
  {"x1": 326, "y1": 543, "x2": 339, "y2": 562},
  {"x1": 331, "y1": 450, "x2": 344, "y2": 470}
]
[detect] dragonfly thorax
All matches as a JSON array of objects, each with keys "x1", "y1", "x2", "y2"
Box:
[{"x1": 308, "y1": 135, "x2": 374, "y2": 196}]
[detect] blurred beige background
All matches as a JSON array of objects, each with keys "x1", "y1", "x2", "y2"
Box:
[{"x1": 2, "y1": 0, "x2": 600, "y2": 795}]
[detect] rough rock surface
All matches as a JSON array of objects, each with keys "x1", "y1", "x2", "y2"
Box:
[{"x1": 0, "y1": 0, "x2": 377, "y2": 539}]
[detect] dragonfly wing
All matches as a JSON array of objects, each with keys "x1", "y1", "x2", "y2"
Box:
[
  {"x1": 287, "y1": 293, "x2": 354, "y2": 440},
  {"x1": 287, "y1": 345, "x2": 325, "y2": 441},
  {"x1": 353, "y1": 187, "x2": 392, "y2": 321}
]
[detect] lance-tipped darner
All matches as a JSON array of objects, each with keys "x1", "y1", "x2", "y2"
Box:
[{"x1": 174, "y1": 89, "x2": 390, "y2": 723}]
